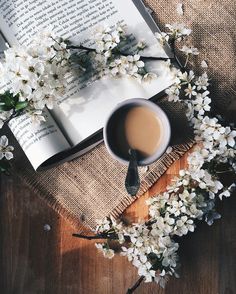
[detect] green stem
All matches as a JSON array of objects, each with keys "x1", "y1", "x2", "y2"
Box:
[
  {"x1": 170, "y1": 39, "x2": 184, "y2": 70},
  {"x1": 184, "y1": 54, "x2": 189, "y2": 68}
]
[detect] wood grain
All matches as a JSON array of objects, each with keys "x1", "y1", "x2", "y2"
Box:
[{"x1": 0, "y1": 152, "x2": 236, "y2": 294}]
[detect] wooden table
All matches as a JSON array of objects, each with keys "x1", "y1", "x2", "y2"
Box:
[{"x1": 0, "y1": 151, "x2": 236, "y2": 294}]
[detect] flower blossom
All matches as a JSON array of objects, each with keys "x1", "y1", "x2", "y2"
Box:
[
  {"x1": 1, "y1": 31, "x2": 71, "y2": 123},
  {"x1": 180, "y1": 45, "x2": 199, "y2": 55},
  {"x1": 165, "y1": 23, "x2": 192, "y2": 40},
  {"x1": 0, "y1": 135, "x2": 14, "y2": 160}
]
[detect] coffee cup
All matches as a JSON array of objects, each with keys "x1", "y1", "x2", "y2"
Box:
[{"x1": 103, "y1": 98, "x2": 171, "y2": 166}]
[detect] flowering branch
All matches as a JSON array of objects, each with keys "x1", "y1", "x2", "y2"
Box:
[
  {"x1": 71, "y1": 22, "x2": 236, "y2": 294},
  {"x1": 72, "y1": 233, "x2": 118, "y2": 240},
  {"x1": 0, "y1": 31, "x2": 71, "y2": 128}
]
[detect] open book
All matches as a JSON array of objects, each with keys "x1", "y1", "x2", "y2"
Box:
[{"x1": 0, "y1": 0, "x2": 174, "y2": 171}]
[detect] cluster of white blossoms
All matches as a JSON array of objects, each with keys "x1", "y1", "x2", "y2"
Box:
[
  {"x1": 94, "y1": 24, "x2": 126, "y2": 58},
  {"x1": 0, "y1": 31, "x2": 71, "y2": 123},
  {"x1": 94, "y1": 148, "x2": 231, "y2": 286},
  {"x1": 107, "y1": 54, "x2": 154, "y2": 82},
  {"x1": 94, "y1": 217, "x2": 179, "y2": 287},
  {"x1": 94, "y1": 24, "x2": 157, "y2": 82},
  {"x1": 93, "y1": 23, "x2": 236, "y2": 289},
  {"x1": 165, "y1": 64, "x2": 236, "y2": 165},
  {"x1": 155, "y1": 23, "x2": 191, "y2": 44}
]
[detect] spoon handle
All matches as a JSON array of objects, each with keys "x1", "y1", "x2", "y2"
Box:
[{"x1": 125, "y1": 149, "x2": 140, "y2": 196}]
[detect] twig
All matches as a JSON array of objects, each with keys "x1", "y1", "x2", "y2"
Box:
[
  {"x1": 67, "y1": 45, "x2": 96, "y2": 52},
  {"x1": 67, "y1": 44, "x2": 174, "y2": 62},
  {"x1": 126, "y1": 276, "x2": 145, "y2": 294},
  {"x1": 170, "y1": 39, "x2": 184, "y2": 70},
  {"x1": 216, "y1": 169, "x2": 234, "y2": 174},
  {"x1": 184, "y1": 54, "x2": 189, "y2": 68},
  {"x1": 72, "y1": 233, "x2": 110, "y2": 240}
]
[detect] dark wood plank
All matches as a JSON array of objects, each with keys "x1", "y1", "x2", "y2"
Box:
[{"x1": 0, "y1": 152, "x2": 236, "y2": 294}]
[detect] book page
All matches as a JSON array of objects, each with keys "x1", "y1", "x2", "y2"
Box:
[
  {"x1": 0, "y1": 0, "x2": 174, "y2": 146},
  {"x1": 7, "y1": 110, "x2": 71, "y2": 170}
]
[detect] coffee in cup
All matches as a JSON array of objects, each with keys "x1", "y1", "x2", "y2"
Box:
[{"x1": 103, "y1": 98, "x2": 171, "y2": 166}]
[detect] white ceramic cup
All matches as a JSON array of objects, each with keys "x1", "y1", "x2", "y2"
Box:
[{"x1": 103, "y1": 98, "x2": 171, "y2": 166}]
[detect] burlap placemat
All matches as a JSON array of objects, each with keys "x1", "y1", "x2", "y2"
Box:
[
  {"x1": 11, "y1": 0, "x2": 236, "y2": 231},
  {"x1": 11, "y1": 97, "x2": 193, "y2": 231}
]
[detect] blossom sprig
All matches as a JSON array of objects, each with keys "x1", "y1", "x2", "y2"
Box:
[
  {"x1": 73, "y1": 22, "x2": 236, "y2": 293},
  {"x1": 0, "y1": 31, "x2": 71, "y2": 126},
  {"x1": 0, "y1": 135, "x2": 14, "y2": 174},
  {"x1": 156, "y1": 23, "x2": 200, "y2": 70},
  {"x1": 165, "y1": 23, "x2": 192, "y2": 41},
  {"x1": 68, "y1": 24, "x2": 172, "y2": 82},
  {"x1": 75, "y1": 216, "x2": 180, "y2": 288}
]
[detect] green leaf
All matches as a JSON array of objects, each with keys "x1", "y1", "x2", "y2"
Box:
[
  {"x1": 15, "y1": 101, "x2": 28, "y2": 110},
  {"x1": 0, "y1": 103, "x2": 12, "y2": 111},
  {"x1": 13, "y1": 93, "x2": 20, "y2": 103},
  {"x1": 0, "y1": 92, "x2": 22, "y2": 112},
  {"x1": 2, "y1": 91, "x2": 16, "y2": 107}
]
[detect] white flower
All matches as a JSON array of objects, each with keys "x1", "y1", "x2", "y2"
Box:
[
  {"x1": 165, "y1": 23, "x2": 192, "y2": 40},
  {"x1": 195, "y1": 72, "x2": 209, "y2": 90},
  {"x1": 178, "y1": 70, "x2": 195, "y2": 84},
  {"x1": 27, "y1": 109, "x2": 46, "y2": 124},
  {"x1": 176, "y1": 3, "x2": 184, "y2": 15},
  {"x1": 109, "y1": 54, "x2": 147, "y2": 81},
  {"x1": 218, "y1": 189, "x2": 231, "y2": 200},
  {"x1": 180, "y1": 45, "x2": 199, "y2": 55},
  {"x1": 165, "y1": 85, "x2": 180, "y2": 102},
  {"x1": 95, "y1": 243, "x2": 115, "y2": 259},
  {"x1": 0, "y1": 110, "x2": 13, "y2": 129},
  {"x1": 127, "y1": 54, "x2": 145, "y2": 70},
  {"x1": 187, "y1": 149, "x2": 205, "y2": 170},
  {"x1": 143, "y1": 72, "x2": 157, "y2": 82},
  {"x1": 94, "y1": 24, "x2": 125, "y2": 54},
  {"x1": 166, "y1": 146, "x2": 173, "y2": 154},
  {"x1": 137, "y1": 40, "x2": 147, "y2": 50},
  {"x1": 193, "y1": 91, "x2": 211, "y2": 115},
  {"x1": 184, "y1": 84, "x2": 197, "y2": 98},
  {"x1": 155, "y1": 32, "x2": 169, "y2": 46},
  {"x1": 154, "y1": 270, "x2": 169, "y2": 288},
  {"x1": 96, "y1": 217, "x2": 112, "y2": 232},
  {"x1": 0, "y1": 135, "x2": 14, "y2": 160},
  {"x1": 121, "y1": 247, "x2": 134, "y2": 261},
  {"x1": 201, "y1": 60, "x2": 208, "y2": 68}
]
